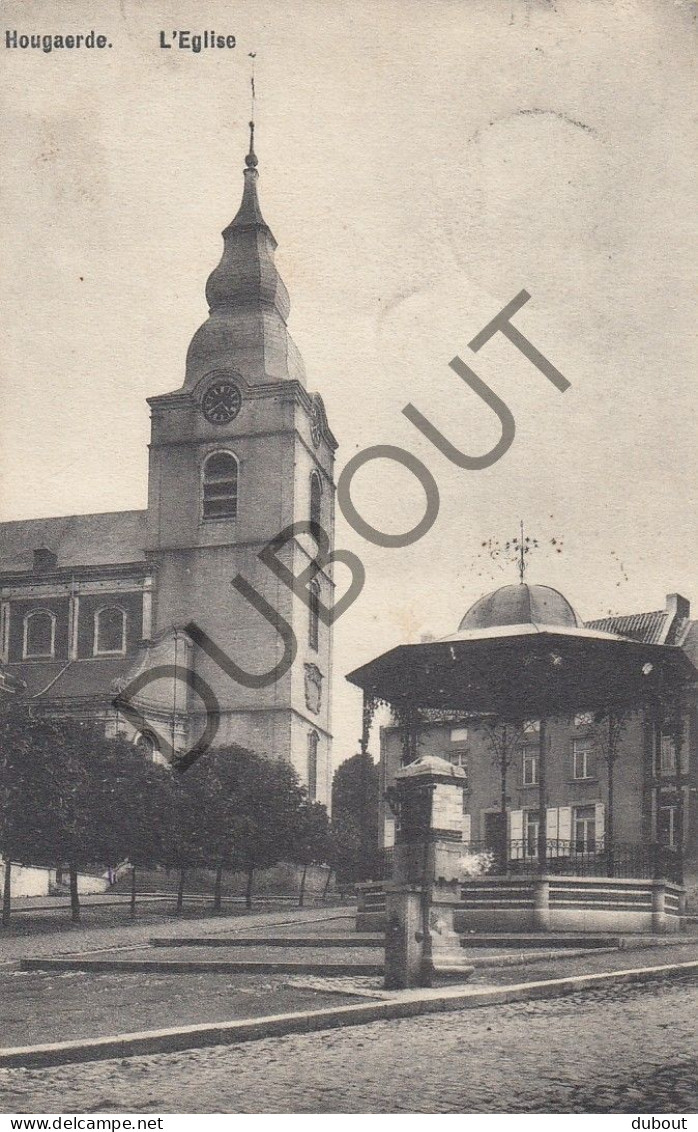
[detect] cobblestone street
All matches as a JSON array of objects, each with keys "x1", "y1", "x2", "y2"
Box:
[{"x1": 1, "y1": 977, "x2": 696, "y2": 1114}]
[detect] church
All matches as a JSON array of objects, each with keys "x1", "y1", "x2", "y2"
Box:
[{"x1": 0, "y1": 126, "x2": 336, "y2": 807}]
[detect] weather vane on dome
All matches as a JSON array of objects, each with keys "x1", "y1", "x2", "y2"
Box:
[
  {"x1": 475, "y1": 522, "x2": 564, "y2": 584},
  {"x1": 513, "y1": 520, "x2": 536, "y2": 583}
]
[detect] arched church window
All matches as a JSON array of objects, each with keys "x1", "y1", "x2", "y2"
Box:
[
  {"x1": 202, "y1": 451, "x2": 238, "y2": 520},
  {"x1": 23, "y1": 609, "x2": 56, "y2": 659},
  {"x1": 308, "y1": 580, "x2": 320, "y2": 651},
  {"x1": 307, "y1": 731, "x2": 319, "y2": 802},
  {"x1": 310, "y1": 470, "x2": 322, "y2": 527},
  {"x1": 94, "y1": 606, "x2": 127, "y2": 655}
]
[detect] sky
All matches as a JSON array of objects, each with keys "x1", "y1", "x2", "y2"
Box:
[{"x1": 1, "y1": 0, "x2": 697, "y2": 767}]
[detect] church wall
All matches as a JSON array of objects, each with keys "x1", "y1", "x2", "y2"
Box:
[{"x1": 210, "y1": 707, "x2": 292, "y2": 766}]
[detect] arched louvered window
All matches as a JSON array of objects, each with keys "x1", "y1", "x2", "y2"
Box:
[
  {"x1": 310, "y1": 470, "x2": 322, "y2": 527},
  {"x1": 202, "y1": 451, "x2": 238, "y2": 520},
  {"x1": 94, "y1": 606, "x2": 127, "y2": 655},
  {"x1": 308, "y1": 580, "x2": 320, "y2": 651},
  {"x1": 307, "y1": 731, "x2": 319, "y2": 802},
  {"x1": 23, "y1": 609, "x2": 56, "y2": 659}
]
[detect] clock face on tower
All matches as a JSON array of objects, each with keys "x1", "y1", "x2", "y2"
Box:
[{"x1": 201, "y1": 381, "x2": 242, "y2": 425}]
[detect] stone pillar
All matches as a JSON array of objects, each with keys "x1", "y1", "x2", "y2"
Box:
[
  {"x1": 651, "y1": 880, "x2": 667, "y2": 933},
  {"x1": 384, "y1": 755, "x2": 474, "y2": 988},
  {"x1": 533, "y1": 878, "x2": 550, "y2": 930},
  {"x1": 384, "y1": 887, "x2": 423, "y2": 990}
]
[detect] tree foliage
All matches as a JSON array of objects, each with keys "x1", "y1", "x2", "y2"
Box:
[
  {"x1": 0, "y1": 711, "x2": 331, "y2": 921},
  {"x1": 330, "y1": 752, "x2": 381, "y2": 884}
]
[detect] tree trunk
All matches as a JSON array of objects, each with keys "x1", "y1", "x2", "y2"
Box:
[
  {"x1": 321, "y1": 866, "x2": 333, "y2": 903},
  {"x1": 245, "y1": 865, "x2": 254, "y2": 909},
  {"x1": 2, "y1": 859, "x2": 11, "y2": 927},
  {"x1": 176, "y1": 867, "x2": 186, "y2": 914},
  {"x1": 298, "y1": 864, "x2": 307, "y2": 907},
  {"x1": 130, "y1": 865, "x2": 137, "y2": 917},
  {"x1": 213, "y1": 863, "x2": 223, "y2": 912},
  {"x1": 68, "y1": 864, "x2": 80, "y2": 923}
]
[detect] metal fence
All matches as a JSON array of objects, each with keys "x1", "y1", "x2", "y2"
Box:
[{"x1": 378, "y1": 840, "x2": 683, "y2": 884}]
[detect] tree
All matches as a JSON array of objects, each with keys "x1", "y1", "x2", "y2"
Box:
[
  {"x1": 171, "y1": 746, "x2": 312, "y2": 911},
  {"x1": 330, "y1": 752, "x2": 380, "y2": 884},
  {"x1": 163, "y1": 765, "x2": 210, "y2": 914},
  {"x1": 232, "y1": 751, "x2": 308, "y2": 908},
  {"x1": 290, "y1": 801, "x2": 331, "y2": 906},
  {"x1": 592, "y1": 706, "x2": 632, "y2": 874},
  {"x1": 177, "y1": 745, "x2": 258, "y2": 912},
  {"x1": 480, "y1": 718, "x2": 527, "y2": 865},
  {"x1": 0, "y1": 708, "x2": 60, "y2": 925},
  {"x1": 0, "y1": 708, "x2": 170, "y2": 923}
]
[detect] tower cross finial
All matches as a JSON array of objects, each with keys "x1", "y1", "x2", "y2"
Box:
[{"x1": 246, "y1": 54, "x2": 258, "y2": 169}]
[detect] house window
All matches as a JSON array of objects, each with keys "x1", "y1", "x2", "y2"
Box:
[
  {"x1": 573, "y1": 739, "x2": 595, "y2": 780},
  {"x1": 657, "y1": 805, "x2": 678, "y2": 849},
  {"x1": 310, "y1": 471, "x2": 322, "y2": 527},
  {"x1": 573, "y1": 805, "x2": 596, "y2": 853},
  {"x1": 307, "y1": 731, "x2": 319, "y2": 802},
  {"x1": 659, "y1": 734, "x2": 677, "y2": 776},
  {"x1": 450, "y1": 727, "x2": 468, "y2": 743},
  {"x1": 448, "y1": 749, "x2": 468, "y2": 788},
  {"x1": 525, "y1": 810, "x2": 539, "y2": 857},
  {"x1": 23, "y1": 610, "x2": 56, "y2": 659},
  {"x1": 202, "y1": 451, "x2": 238, "y2": 520},
  {"x1": 522, "y1": 749, "x2": 538, "y2": 786},
  {"x1": 574, "y1": 711, "x2": 594, "y2": 728},
  {"x1": 308, "y1": 580, "x2": 320, "y2": 651},
  {"x1": 94, "y1": 606, "x2": 127, "y2": 655}
]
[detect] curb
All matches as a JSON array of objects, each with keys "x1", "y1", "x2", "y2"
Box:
[
  {"x1": 3, "y1": 958, "x2": 698, "y2": 1069},
  {"x1": 150, "y1": 935, "x2": 382, "y2": 948},
  {"x1": 21, "y1": 957, "x2": 384, "y2": 976}
]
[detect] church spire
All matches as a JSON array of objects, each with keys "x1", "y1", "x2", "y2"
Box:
[
  {"x1": 217, "y1": 121, "x2": 268, "y2": 239},
  {"x1": 183, "y1": 121, "x2": 306, "y2": 389}
]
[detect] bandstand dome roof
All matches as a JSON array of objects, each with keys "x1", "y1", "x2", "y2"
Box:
[{"x1": 459, "y1": 583, "x2": 582, "y2": 633}]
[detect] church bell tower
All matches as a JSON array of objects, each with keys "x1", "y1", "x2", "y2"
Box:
[{"x1": 145, "y1": 124, "x2": 336, "y2": 805}]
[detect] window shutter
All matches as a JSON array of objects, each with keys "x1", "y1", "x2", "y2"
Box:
[
  {"x1": 546, "y1": 806, "x2": 560, "y2": 856},
  {"x1": 558, "y1": 805, "x2": 572, "y2": 851},
  {"x1": 594, "y1": 801, "x2": 605, "y2": 850},
  {"x1": 509, "y1": 809, "x2": 523, "y2": 859},
  {"x1": 462, "y1": 813, "x2": 471, "y2": 846}
]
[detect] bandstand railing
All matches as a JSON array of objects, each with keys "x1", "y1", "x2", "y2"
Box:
[{"x1": 377, "y1": 840, "x2": 683, "y2": 885}]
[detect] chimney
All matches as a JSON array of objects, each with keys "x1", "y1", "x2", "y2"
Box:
[
  {"x1": 33, "y1": 547, "x2": 57, "y2": 572},
  {"x1": 666, "y1": 593, "x2": 690, "y2": 620}
]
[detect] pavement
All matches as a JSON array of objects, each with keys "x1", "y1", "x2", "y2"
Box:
[
  {"x1": 0, "y1": 905, "x2": 351, "y2": 964},
  {"x1": 1, "y1": 976, "x2": 696, "y2": 1113},
  {"x1": 3, "y1": 905, "x2": 698, "y2": 1068}
]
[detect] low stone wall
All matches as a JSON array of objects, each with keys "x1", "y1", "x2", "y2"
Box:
[
  {"x1": 456, "y1": 875, "x2": 685, "y2": 934},
  {"x1": 0, "y1": 860, "x2": 112, "y2": 899},
  {"x1": 359, "y1": 875, "x2": 686, "y2": 935}
]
